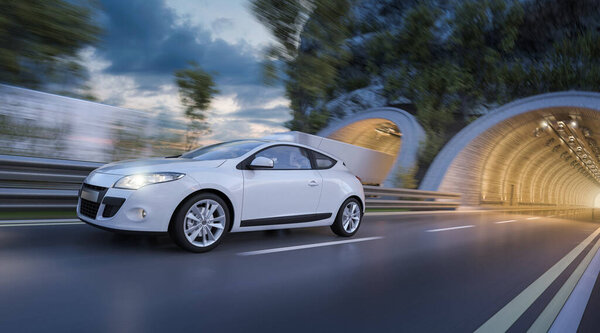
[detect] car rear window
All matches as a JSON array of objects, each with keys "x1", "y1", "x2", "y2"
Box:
[{"x1": 312, "y1": 151, "x2": 337, "y2": 169}]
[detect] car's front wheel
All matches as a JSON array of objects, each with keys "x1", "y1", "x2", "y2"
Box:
[
  {"x1": 170, "y1": 193, "x2": 230, "y2": 252},
  {"x1": 330, "y1": 198, "x2": 362, "y2": 237}
]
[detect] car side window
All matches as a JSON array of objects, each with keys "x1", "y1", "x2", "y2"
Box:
[
  {"x1": 255, "y1": 146, "x2": 311, "y2": 170},
  {"x1": 312, "y1": 151, "x2": 337, "y2": 169}
]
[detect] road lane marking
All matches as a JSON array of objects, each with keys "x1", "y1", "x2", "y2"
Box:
[
  {"x1": 549, "y1": 237, "x2": 600, "y2": 332},
  {"x1": 526, "y1": 217, "x2": 540, "y2": 220},
  {"x1": 0, "y1": 222, "x2": 84, "y2": 227},
  {"x1": 475, "y1": 226, "x2": 600, "y2": 333},
  {"x1": 0, "y1": 218, "x2": 80, "y2": 224},
  {"x1": 531, "y1": 235, "x2": 600, "y2": 332},
  {"x1": 425, "y1": 225, "x2": 474, "y2": 233},
  {"x1": 238, "y1": 237, "x2": 383, "y2": 256},
  {"x1": 495, "y1": 220, "x2": 518, "y2": 224}
]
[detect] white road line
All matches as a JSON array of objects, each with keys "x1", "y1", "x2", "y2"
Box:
[
  {"x1": 494, "y1": 220, "x2": 518, "y2": 224},
  {"x1": 425, "y1": 225, "x2": 474, "y2": 233},
  {"x1": 526, "y1": 217, "x2": 540, "y2": 220},
  {"x1": 238, "y1": 236, "x2": 383, "y2": 256},
  {"x1": 532, "y1": 235, "x2": 600, "y2": 332},
  {"x1": 475, "y1": 226, "x2": 600, "y2": 333},
  {"x1": 549, "y1": 238, "x2": 600, "y2": 332},
  {"x1": 0, "y1": 222, "x2": 84, "y2": 227},
  {"x1": 0, "y1": 218, "x2": 80, "y2": 224}
]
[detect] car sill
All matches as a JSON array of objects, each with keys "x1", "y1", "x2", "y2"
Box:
[{"x1": 240, "y1": 213, "x2": 333, "y2": 227}]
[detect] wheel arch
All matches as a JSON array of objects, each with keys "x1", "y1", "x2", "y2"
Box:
[
  {"x1": 346, "y1": 195, "x2": 364, "y2": 213},
  {"x1": 169, "y1": 188, "x2": 236, "y2": 232}
]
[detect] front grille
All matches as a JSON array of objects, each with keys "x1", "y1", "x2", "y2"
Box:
[
  {"x1": 80, "y1": 199, "x2": 100, "y2": 219},
  {"x1": 82, "y1": 183, "x2": 107, "y2": 192}
]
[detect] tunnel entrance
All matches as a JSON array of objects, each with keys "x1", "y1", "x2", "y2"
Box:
[
  {"x1": 421, "y1": 92, "x2": 600, "y2": 207},
  {"x1": 318, "y1": 108, "x2": 424, "y2": 187},
  {"x1": 477, "y1": 112, "x2": 600, "y2": 207},
  {"x1": 326, "y1": 118, "x2": 401, "y2": 185},
  {"x1": 326, "y1": 118, "x2": 402, "y2": 156}
]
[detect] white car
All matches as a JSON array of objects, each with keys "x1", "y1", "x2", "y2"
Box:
[{"x1": 77, "y1": 140, "x2": 365, "y2": 252}]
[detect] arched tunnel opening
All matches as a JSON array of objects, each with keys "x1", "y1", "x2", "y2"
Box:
[
  {"x1": 326, "y1": 118, "x2": 402, "y2": 183},
  {"x1": 437, "y1": 107, "x2": 600, "y2": 207}
]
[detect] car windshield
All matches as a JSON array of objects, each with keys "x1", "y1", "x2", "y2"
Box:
[{"x1": 180, "y1": 140, "x2": 265, "y2": 160}]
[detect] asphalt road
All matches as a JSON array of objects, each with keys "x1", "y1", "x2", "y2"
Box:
[{"x1": 1, "y1": 210, "x2": 600, "y2": 332}]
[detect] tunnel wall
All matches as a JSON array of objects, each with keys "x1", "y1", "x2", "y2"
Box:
[
  {"x1": 421, "y1": 92, "x2": 600, "y2": 207},
  {"x1": 318, "y1": 107, "x2": 425, "y2": 187}
]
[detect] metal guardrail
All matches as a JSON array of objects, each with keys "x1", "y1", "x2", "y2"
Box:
[
  {"x1": 1, "y1": 154, "x2": 461, "y2": 211},
  {"x1": 0, "y1": 155, "x2": 101, "y2": 210},
  {"x1": 363, "y1": 185, "x2": 461, "y2": 210}
]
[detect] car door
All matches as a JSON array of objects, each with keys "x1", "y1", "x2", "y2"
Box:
[
  {"x1": 241, "y1": 145, "x2": 322, "y2": 226},
  {"x1": 309, "y1": 150, "x2": 342, "y2": 215}
]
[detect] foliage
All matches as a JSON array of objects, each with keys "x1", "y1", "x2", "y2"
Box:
[
  {"x1": 251, "y1": 0, "x2": 352, "y2": 133},
  {"x1": 285, "y1": 108, "x2": 331, "y2": 134},
  {"x1": 174, "y1": 63, "x2": 219, "y2": 149},
  {"x1": 394, "y1": 165, "x2": 418, "y2": 189},
  {"x1": 0, "y1": 0, "x2": 100, "y2": 91},
  {"x1": 254, "y1": 0, "x2": 600, "y2": 185}
]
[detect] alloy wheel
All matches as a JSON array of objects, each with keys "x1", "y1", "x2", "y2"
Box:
[
  {"x1": 342, "y1": 201, "x2": 361, "y2": 233},
  {"x1": 184, "y1": 199, "x2": 226, "y2": 247}
]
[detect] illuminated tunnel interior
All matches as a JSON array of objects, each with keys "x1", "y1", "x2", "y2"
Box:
[
  {"x1": 326, "y1": 118, "x2": 402, "y2": 156},
  {"x1": 318, "y1": 108, "x2": 424, "y2": 186},
  {"x1": 423, "y1": 92, "x2": 600, "y2": 207}
]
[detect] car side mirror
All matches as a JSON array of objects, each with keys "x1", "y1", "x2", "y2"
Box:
[{"x1": 249, "y1": 156, "x2": 274, "y2": 169}]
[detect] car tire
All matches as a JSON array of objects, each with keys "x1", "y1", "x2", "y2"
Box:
[
  {"x1": 170, "y1": 192, "x2": 231, "y2": 253},
  {"x1": 330, "y1": 197, "x2": 363, "y2": 237}
]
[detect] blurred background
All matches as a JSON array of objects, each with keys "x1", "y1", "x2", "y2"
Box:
[{"x1": 1, "y1": 0, "x2": 600, "y2": 171}]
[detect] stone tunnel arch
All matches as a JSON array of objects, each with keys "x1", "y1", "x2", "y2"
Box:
[
  {"x1": 318, "y1": 107, "x2": 425, "y2": 187},
  {"x1": 421, "y1": 92, "x2": 600, "y2": 207}
]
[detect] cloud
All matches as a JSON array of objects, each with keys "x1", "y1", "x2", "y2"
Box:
[
  {"x1": 98, "y1": 0, "x2": 261, "y2": 88},
  {"x1": 88, "y1": 0, "x2": 291, "y2": 145},
  {"x1": 211, "y1": 18, "x2": 234, "y2": 34}
]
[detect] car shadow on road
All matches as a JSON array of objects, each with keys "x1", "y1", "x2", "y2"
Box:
[{"x1": 0, "y1": 224, "x2": 343, "y2": 255}]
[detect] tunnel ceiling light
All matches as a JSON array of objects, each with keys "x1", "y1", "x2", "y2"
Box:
[
  {"x1": 374, "y1": 126, "x2": 401, "y2": 137},
  {"x1": 546, "y1": 118, "x2": 600, "y2": 185}
]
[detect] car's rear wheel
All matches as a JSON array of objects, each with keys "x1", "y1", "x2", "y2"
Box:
[
  {"x1": 330, "y1": 198, "x2": 362, "y2": 237},
  {"x1": 170, "y1": 193, "x2": 230, "y2": 252}
]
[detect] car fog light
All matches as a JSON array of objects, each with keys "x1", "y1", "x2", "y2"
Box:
[{"x1": 126, "y1": 208, "x2": 148, "y2": 221}]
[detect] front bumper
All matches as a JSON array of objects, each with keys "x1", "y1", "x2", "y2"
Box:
[{"x1": 76, "y1": 172, "x2": 199, "y2": 232}]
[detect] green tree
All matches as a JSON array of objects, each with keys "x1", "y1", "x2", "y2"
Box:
[
  {"x1": 174, "y1": 63, "x2": 219, "y2": 150},
  {"x1": 254, "y1": 0, "x2": 600, "y2": 183},
  {"x1": 251, "y1": 0, "x2": 352, "y2": 133},
  {"x1": 0, "y1": 0, "x2": 100, "y2": 92}
]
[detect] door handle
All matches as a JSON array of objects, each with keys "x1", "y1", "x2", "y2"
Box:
[{"x1": 308, "y1": 180, "x2": 319, "y2": 187}]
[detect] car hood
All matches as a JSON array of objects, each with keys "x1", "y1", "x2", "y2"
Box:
[{"x1": 94, "y1": 158, "x2": 226, "y2": 176}]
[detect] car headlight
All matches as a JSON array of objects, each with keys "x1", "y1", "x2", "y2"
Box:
[{"x1": 114, "y1": 173, "x2": 185, "y2": 190}]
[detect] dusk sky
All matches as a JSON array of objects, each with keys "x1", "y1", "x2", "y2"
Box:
[{"x1": 85, "y1": 0, "x2": 290, "y2": 145}]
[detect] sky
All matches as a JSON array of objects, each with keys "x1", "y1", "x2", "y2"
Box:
[{"x1": 85, "y1": 0, "x2": 290, "y2": 145}]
